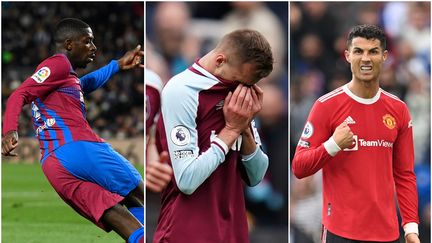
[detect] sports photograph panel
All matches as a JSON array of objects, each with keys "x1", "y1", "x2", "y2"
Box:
[
  {"x1": 145, "y1": 2, "x2": 288, "y2": 242},
  {"x1": 1, "y1": 2, "x2": 144, "y2": 243},
  {"x1": 290, "y1": 2, "x2": 430, "y2": 243}
]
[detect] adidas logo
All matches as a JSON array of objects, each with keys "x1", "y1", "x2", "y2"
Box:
[{"x1": 344, "y1": 116, "x2": 356, "y2": 124}]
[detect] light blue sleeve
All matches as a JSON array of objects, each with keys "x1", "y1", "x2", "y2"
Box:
[
  {"x1": 161, "y1": 77, "x2": 227, "y2": 195},
  {"x1": 239, "y1": 120, "x2": 269, "y2": 186},
  {"x1": 80, "y1": 60, "x2": 119, "y2": 95},
  {"x1": 241, "y1": 146, "x2": 269, "y2": 186}
]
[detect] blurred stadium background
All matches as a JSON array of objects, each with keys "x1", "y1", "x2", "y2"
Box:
[
  {"x1": 146, "y1": 2, "x2": 288, "y2": 242},
  {"x1": 1, "y1": 2, "x2": 144, "y2": 243},
  {"x1": 290, "y1": 2, "x2": 430, "y2": 242}
]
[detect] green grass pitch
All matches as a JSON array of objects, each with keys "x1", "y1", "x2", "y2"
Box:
[{"x1": 2, "y1": 162, "x2": 143, "y2": 243}]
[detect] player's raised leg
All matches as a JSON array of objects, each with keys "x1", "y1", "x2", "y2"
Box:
[
  {"x1": 101, "y1": 204, "x2": 143, "y2": 242},
  {"x1": 122, "y1": 181, "x2": 144, "y2": 224},
  {"x1": 42, "y1": 154, "x2": 143, "y2": 241}
]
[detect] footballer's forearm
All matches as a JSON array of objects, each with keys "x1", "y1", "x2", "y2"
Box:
[
  {"x1": 292, "y1": 143, "x2": 334, "y2": 179},
  {"x1": 172, "y1": 142, "x2": 227, "y2": 195},
  {"x1": 241, "y1": 146, "x2": 268, "y2": 186},
  {"x1": 216, "y1": 126, "x2": 242, "y2": 149},
  {"x1": 3, "y1": 89, "x2": 28, "y2": 135},
  {"x1": 239, "y1": 126, "x2": 257, "y2": 155}
]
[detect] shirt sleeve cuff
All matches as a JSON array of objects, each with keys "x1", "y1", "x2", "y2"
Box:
[
  {"x1": 323, "y1": 136, "x2": 341, "y2": 156},
  {"x1": 111, "y1": 60, "x2": 120, "y2": 73},
  {"x1": 403, "y1": 222, "x2": 419, "y2": 237},
  {"x1": 241, "y1": 146, "x2": 259, "y2": 161},
  {"x1": 212, "y1": 136, "x2": 229, "y2": 155}
]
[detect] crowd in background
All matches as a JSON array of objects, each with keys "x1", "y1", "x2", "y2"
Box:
[
  {"x1": 1, "y1": 2, "x2": 144, "y2": 139},
  {"x1": 146, "y1": 2, "x2": 288, "y2": 242},
  {"x1": 290, "y1": 2, "x2": 431, "y2": 242},
  {"x1": 2, "y1": 2, "x2": 430, "y2": 242}
]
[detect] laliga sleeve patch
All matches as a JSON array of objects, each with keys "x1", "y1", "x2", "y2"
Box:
[
  {"x1": 301, "y1": 121, "x2": 314, "y2": 139},
  {"x1": 170, "y1": 125, "x2": 191, "y2": 146},
  {"x1": 31, "y1": 67, "x2": 51, "y2": 83}
]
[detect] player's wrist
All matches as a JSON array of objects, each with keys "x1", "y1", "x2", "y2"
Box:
[
  {"x1": 116, "y1": 59, "x2": 125, "y2": 70},
  {"x1": 4, "y1": 130, "x2": 18, "y2": 141},
  {"x1": 241, "y1": 126, "x2": 253, "y2": 137},
  {"x1": 404, "y1": 222, "x2": 419, "y2": 237},
  {"x1": 218, "y1": 126, "x2": 241, "y2": 150},
  {"x1": 212, "y1": 136, "x2": 229, "y2": 155},
  {"x1": 323, "y1": 136, "x2": 341, "y2": 156},
  {"x1": 222, "y1": 125, "x2": 242, "y2": 137},
  {"x1": 241, "y1": 146, "x2": 259, "y2": 161}
]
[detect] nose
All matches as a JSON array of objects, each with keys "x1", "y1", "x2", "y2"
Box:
[
  {"x1": 361, "y1": 53, "x2": 371, "y2": 62},
  {"x1": 91, "y1": 42, "x2": 97, "y2": 52}
]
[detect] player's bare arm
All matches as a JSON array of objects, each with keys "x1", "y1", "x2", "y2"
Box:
[
  {"x1": 240, "y1": 127, "x2": 257, "y2": 155},
  {"x1": 332, "y1": 122, "x2": 355, "y2": 150},
  {"x1": 218, "y1": 84, "x2": 255, "y2": 148},
  {"x1": 146, "y1": 151, "x2": 173, "y2": 193},
  {"x1": 406, "y1": 233, "x2": 420, "y2": 243},
  {"x1": 1, "y1": 130, "x2": 19, "y2": 157},
  {"x1": 117, "y1": 44, "x2": 144, "y2": 70}
]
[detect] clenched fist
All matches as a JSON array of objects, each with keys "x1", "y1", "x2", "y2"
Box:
[{"x1": 332, "y1": 122, "x2": 354, "y2": 150}]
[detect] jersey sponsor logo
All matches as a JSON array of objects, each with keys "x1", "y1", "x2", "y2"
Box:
[
  {"x1": 215, "y1": 100, "x2": 224, "y2": 110},
  {"x1": 343, "y1": 135, "x2": 393, "y2": 151},
  {"x1": 358, "y1": 138, "x2": 393, "y2": 148},
  {"x1": 170, "y1": 125, "x2": 191, "y2": 146},
  {"x1": 173, "y1": 150, "x2": 194, "y2": 159},
  {"x1": 298, "y1": 139, "x2": 310, "y2": 148},
  {"x1": 382, "y1": 114, "x2": 396, "y2": 129},
  {"x1": 31, "y1": 102, "x2": 41, "y2": 120},
  {"x1": 79, "y1": 91, "x2": 84, "y2": 103},
  {"x1": 231, "y1": 135, "x2": 243, "y2": 151},
  {"x1": 344, "y1": 116, "x2": 356, "y2": 124},
  {"x1": 301, "y1": 121, "x2": 314, "y2": 139},
  {"x1": 35, "y1": 118, "x2": 56, "y2": 135},
  {"x1": 343, "y1": 135, "x2": 358, "y2": 151},
  {"x1": 251, "y1": 120, "x2": 262, "y2": 146},
  {"x1": 31, "y1": 67, "x2": 51, "y2": 83}
]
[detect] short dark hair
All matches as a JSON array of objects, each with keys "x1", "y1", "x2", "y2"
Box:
[
  {"x1": 218, "y1": 29, "x2": 274, "y2": 81},
  {"x1": 54, "y1": 18, "x2": 90, "y2": 44},
  {"x1": 346, "y1": 24, "x2": 386, "y2": 50}
]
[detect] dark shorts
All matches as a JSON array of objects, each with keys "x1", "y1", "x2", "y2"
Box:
[{"x1": 322, "y1": 227, "x2": 400, "y2": 243}]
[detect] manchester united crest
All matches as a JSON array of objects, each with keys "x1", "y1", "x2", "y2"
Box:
[{"x1": 382, "y1": 114, "x2": 396, "y2": 129}]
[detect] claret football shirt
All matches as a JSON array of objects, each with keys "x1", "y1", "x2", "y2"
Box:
[{"x1": 154, "y1": 61, "x2": 267, "y2": 243}]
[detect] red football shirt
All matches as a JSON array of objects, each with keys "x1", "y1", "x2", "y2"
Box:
[{"x1": 292, "y1": 84, "x2": 419, "y2": 241}]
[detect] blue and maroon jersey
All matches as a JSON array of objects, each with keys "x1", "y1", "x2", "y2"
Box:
[{"x1": 3, "y1": 54, "x2": 118, "y2": 161}]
